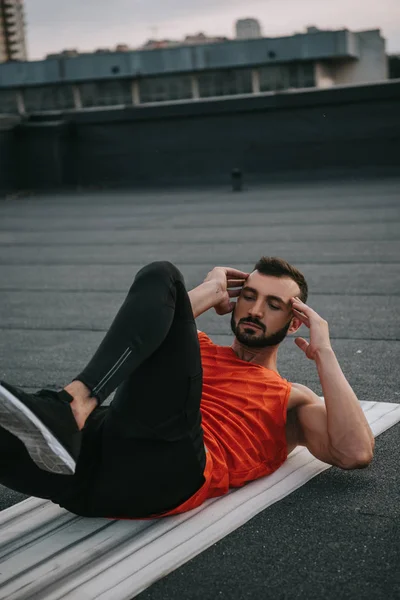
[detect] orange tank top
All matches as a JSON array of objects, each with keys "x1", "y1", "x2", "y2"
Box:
[{"x1": 160, "y1": 331, "x2": 291, "y2": 517}]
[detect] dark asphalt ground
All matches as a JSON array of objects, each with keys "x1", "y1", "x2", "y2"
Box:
[{"x1": 0, "y1": 178, "x2": 399, "y2": 600}]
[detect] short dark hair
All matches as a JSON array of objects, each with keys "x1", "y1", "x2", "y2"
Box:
[{"x1": 253, "y1": 257, "x2": 308, "y2": 303}]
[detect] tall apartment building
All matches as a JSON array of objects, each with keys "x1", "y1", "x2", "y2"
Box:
[
  {"x1": 0, "y1": 0, "x2": 27, "y2": 63},
  {"x1": 235, "y1": 18, "x2": 262, "y2": 40}
]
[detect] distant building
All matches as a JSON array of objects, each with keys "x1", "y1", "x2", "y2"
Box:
[
  {"x1": 46, "y1": 45, "x2": 131, "y2": 60},
  {"x1": 306, "y1": 26, "x2": 321, "y2": 34},
  {"x1": 139, "y1": 32, "x2": 228, "y2": 51},
  {"x1": 235, "y1": 18, "x2": 262, "y2": 40},
  {"x1": 0, "y1": 28, "x2": 389, "y2": 115},
  {"x1": 46, "y1": 49, "x2": 80, "y2": 60},
  {"x1": 140, "y1": 39, "x2": 179, "y2": 50},
  {"x1": 183, "y1": 32, "x2": 228, "y2": 45},
  {"x1": 115, "y1": 44, "x2": 130, "y2": 53},
  {"x1": 0, "y1": 0, "x2": 27, "y2": 63}
]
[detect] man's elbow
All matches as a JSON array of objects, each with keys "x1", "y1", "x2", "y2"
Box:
[
  {"x1": 331, "y1": 435, "x2": 375, "y2": 470},
  {"x1": 339, "y1": 449, "x2": 374, "y2": 470}
]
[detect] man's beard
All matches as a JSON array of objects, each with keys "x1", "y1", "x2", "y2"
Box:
[{"x1": 230, "y1": 311, "x2": 292, "y2": 348}]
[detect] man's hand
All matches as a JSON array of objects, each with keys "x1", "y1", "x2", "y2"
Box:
[
  {"x1": 204, "y1": 267, "x2": 249, "y2": 315},
  {"x1": 291, "y1": 297, "x2": 332, "y2": 360}
]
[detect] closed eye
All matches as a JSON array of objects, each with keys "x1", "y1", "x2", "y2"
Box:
[{"x1": 243, "y1": 295, "x2": 280, "y2": 311}]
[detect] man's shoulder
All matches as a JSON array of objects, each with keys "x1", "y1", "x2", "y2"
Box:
[
  {"x1": 288, "y1": 382, "x2": 323, "y2": 410},
  {"x1": 197, "y1": 330, "x2": 215, "y2": 345},
  {"x1": 197, "y1": 329, "x2": 210, "y2": 340}
]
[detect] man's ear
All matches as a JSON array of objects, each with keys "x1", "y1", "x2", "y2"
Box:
[{"x1": 288, "y1": 316, "x2": 303, "y2": 335}]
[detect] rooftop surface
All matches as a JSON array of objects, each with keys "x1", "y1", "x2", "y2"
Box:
[{"x1": 0, "y1": 177, "x2": 399, "y2": 599}]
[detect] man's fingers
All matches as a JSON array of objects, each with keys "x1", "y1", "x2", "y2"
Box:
[
  {"x1": 295, "y1": 337, "x2": 309, "y2": 353},
  {"x1": 224, "y1": 268, "x2": 250, "y2": 279},
  {"x1": 228, "y1": 288, "x2": 241, "y2": 298},
  {"x1": 292, "y1": 308, "x2": 310, "y2": 327},
  {"x1": 215, "y1": 301, "x2": 236, "y2": 315},
  {"x1": 227, "y1": 278, "x2": 246, "y2": 287},
  {"x1": 291, "y1": 297, "x2": 318, "y2": 318}
]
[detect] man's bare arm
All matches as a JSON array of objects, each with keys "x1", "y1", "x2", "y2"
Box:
[
  {"x1": 188, "y1": 267, "x2": 249, "y2": 319},
  {"x1": 291, "y1": 384, "x2": 374, "y2": 469},
  {"x1": 188, "y1": 279, "x2": 223, "y2": 319},
  {"x1": 313, "y1": 348, "x2": 374, "y2": 466},
  {"x1": 291, "y1": 297, "x2": 374, "y2": 469}
]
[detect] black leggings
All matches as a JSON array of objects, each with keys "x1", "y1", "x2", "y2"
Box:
[{"x1": 0, "y1": 262, "x2": 206, "y2": 518}]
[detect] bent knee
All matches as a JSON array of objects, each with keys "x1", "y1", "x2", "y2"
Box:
[{"x1": 134, "y1": 261, "x2": 184, "y2": 285}]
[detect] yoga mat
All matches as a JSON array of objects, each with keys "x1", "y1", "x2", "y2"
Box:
[{"x1": 0, "y1": 400, "x2": 399, "y2": 600}]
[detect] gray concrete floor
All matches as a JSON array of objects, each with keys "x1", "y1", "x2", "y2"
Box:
[{"x1": 0, "y1": 178, "x2": 399, "y2": 599}]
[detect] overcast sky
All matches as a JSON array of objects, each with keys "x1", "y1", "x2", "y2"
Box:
[{"x1": 25, "y1": 0, "x2": 400, "y2": 59}]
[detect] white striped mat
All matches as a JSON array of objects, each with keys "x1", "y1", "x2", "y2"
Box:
[{"x1": 0, "y1": 400, "x2": 399, "y2": 600}]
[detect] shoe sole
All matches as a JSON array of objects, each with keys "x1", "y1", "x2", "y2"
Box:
[{"x1": 0, "y1": 384, "x2": 76, "y2": 475}]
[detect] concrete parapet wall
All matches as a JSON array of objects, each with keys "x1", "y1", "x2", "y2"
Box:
[
  {"x1": 0, "y1": 116, "x2": 21, "y2": 194},
  {"x1": 1, "y1": 81, "x2": 399, "y2": 193}
]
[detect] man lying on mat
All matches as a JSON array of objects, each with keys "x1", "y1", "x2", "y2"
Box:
[{"x1": 0, "y1": 258, "x2": 374, "y2": 519}]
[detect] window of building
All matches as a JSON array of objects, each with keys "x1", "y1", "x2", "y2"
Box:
[
  {"x1": 139, "y1": 75, "x2": 192, "y2": 104},
  {"x1": 79, "y1": 79, "x2": 132, "y2": 108},
  {"x1": 23, "y1": 85, "x2": 75, "y2": 112},
  {"x1": 259, "y1": 65, "x2": 289, "y2": 91},
  {"x1": 259, "y1": 63, "x2": 315, "y2": 92},
  {"x1": 198, "y1": 69, "x2": 252, "y2": 98},
  {"x1": 299, "y1": 63, "x2": 315, "y2": 88},
  {"x1": 0, "y1": 88, "x2": 19, "y2": 114}
]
